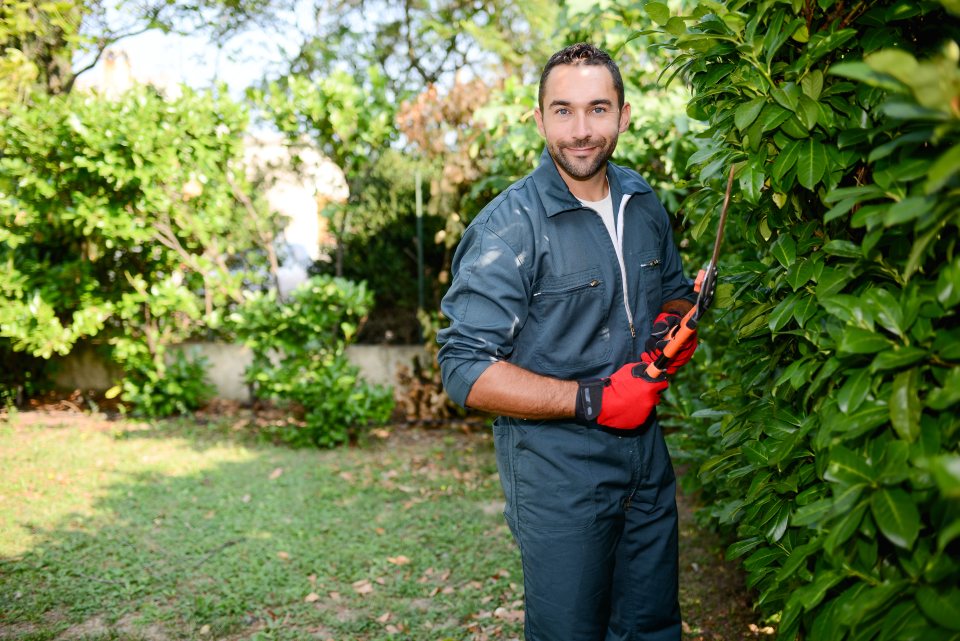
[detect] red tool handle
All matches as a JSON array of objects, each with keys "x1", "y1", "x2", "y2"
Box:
[{"x1": 640, "y1": 269, "x2": 705, "y2": 380}]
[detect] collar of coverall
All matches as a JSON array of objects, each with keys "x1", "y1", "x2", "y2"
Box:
[{"x1": 532, "y1": 147, "x2": 653, "y2": 218}]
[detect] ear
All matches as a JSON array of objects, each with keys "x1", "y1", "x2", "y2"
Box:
[
  {"x1": 619, "y1": 102, "x2": 631, "y2": 133},
  {"x1": 534, "y1": 107, "x2": 546, "y2": 137}
]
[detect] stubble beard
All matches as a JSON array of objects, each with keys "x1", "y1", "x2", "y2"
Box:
[{"x1": 549, "y1": 135, "x2": 618, "y2": 181}]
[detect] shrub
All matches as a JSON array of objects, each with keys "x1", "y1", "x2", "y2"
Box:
[
  {"x1": 230, "y1": 275, "x2": 394, "y2": 447},
  {"x1": 115, "y1": 349, "x2": 215, "y2": 419},
  {"x1": 639, "y1": 0, "x2": 960, "y2": 638}
]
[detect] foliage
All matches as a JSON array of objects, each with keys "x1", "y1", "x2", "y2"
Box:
[
  {"x1": 251, "y1": 70, "x2": 399, "y2": 276},
  {"x1": 117, "y1": 349, "x2": 216, "y2": 418},
  {"x1": 0, "y1": 84, "x2": 271, "y2": 410},
  {"x1": 283, "y1": 0, "x2": 559, "y2": 99},
  {"x1": 0, "y1": 0, "x2": 279, "y2": 102},
  {"x1": 640, "y1": 0, "x2": 960, "y2": 638},
  {"x1": 230, "y1": 275, "x2": 394, "y2": 447}
]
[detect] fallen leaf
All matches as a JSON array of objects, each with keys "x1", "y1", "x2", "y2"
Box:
[
  {"x1": 352, "y1": 579, "x2": 374, "y2": 595},
  {"x1": 387, "y1": 555, "x2": 411, "y2": 566},
  {"x1": 199, "y1": 624, "x2": 211, "y2": 635},
  {"x1": 328, "y1": 591, "x2": 341, "y2": 601},
  {"x1": 308, "y1": 574, "x2": 317, "y2": 584},
  {"x1": 376, "y1": 612, "x2": 392, "y2": 623},
  {"x1": 269, "y1": 467, "x2": 284, "y2": 480},
  {"x1": 277, "y1": 551, "x2": 290, "y2": 560},
  {"x1": 241, "y1": 494, "x2": 251, "y2": 503},
  {"x1": 305, "y1": 592, "x2": 320, "y2": 603},
  {"x1": 493, "y1": 607, "x2": 524, "y2": 623}
]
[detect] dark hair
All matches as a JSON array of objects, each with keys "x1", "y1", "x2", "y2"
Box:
[{"x1": 538, "y1": 43, "x2": 624, "y2": 110}]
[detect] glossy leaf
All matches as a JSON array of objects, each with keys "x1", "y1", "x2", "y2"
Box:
[
  {"x1": 796, "y1": 138, "x2": 829, "y2": 190},
  {"x1": 889, "y1": 369, "x2": 921, "y2": 442},
  {"x1": 870, "y1": 488, "x2": 920, "y2": 549},
  {"x1": 916, "y1": 586, "x2": 960, "y2": 631}
]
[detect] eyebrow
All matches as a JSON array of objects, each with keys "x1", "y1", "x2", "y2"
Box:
[{"x1": 548, "y1": 98, "x2": 614, "y2": 109}]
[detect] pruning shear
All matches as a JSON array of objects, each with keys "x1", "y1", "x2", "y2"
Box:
[{"x1": 641, "y1": 165, "x2": 735, "y2": 380}]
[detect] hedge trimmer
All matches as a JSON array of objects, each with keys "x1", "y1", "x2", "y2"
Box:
[{"x1": 642, "y1": 165, "x2": 735, "y2": 380}]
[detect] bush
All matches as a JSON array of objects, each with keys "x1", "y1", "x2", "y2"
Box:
[
  {"x1": 230, "y1": 275, "x2": 394, "y2": 447},
  {"x1": 116, "y1": 349, "x2": 215, "y2": 419},
  {"x1": 641, "y1": 0, "x2": 960, "y2": 638}
]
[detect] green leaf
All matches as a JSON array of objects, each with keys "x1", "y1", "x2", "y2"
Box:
[
  {"x1": 823, "y1": 239, "x2": 862, "y2": 258},
  {"x1": 824, "y1": 196, "x2": 860, "y2": 223},
  {"x1": 838, "y1": 367, "x2": 872, "y2": 414},
  {"x1": 796, "y1": 139, "x2": 829, "y2": 190},
  {"x1": 824, "y1": 501, "x2": 868, "y2": 555},
  {"x1": 927, "y1": 367, "x2": 960, "y2": 410},
  {"x1": 870, "y1": 487, "x2": 920, "y2": 549},
  {"x1": 839, "y1": 327, "x2": 892, "y2": 355},
  {"x1": 825, "y1": 446, "x2": 875, "y2": 486},
  {"x1": 735, "y1": 97, "x2": 766, "y2": 131},
  {"x1": 645, "y1": 1, "x2": 671, "y2": 25},
  {"x1": 937, "y1": 257, "x2": 960, "y2": 307},
  {"x1": 889, "y1": 368, "x2": 921, "y2": 442},
  {"x1": 664, "y1": 16, "x2": 687, "y2": 35},
  {"x1": 793, "y1": 497, "x2": 833, "y2": 526},
  {"x1": 794, "y1": 570, "x2": 845, "y2": 610},
  {"x1": 828, "y1": 61, "x2": 906, "y2": 92},
  {"x1": 801, "y1": 70, "x2": 824, "y2": 99},
  {"x1": 884, "y1": 196, "x2": 934, "y2": 227},
  {"x1": 916, "y1": 586, "x2": 960, "y2": 631},
  {"x1": 929, "y1": 455, "x2": 960, "y2": 499},
  {"x1": 771, "y1": 234, "x2": 797, "y2": 268},
  {"x1": 769, "y1": 294, "x2": 798, "y2": 332},
  {"x1": 786, "y1": 258, "x2": 818, "y2": 291},
  {"x1": 925, "y1": 142, "x2": 960, "y2": 194},
  {"x1": 775, "y1": 538, "x2": 823, "y2": 581},
  {"x1": 863, "y1": 288, "x2": 904, "y2": 337},
  {"x1": 797, "y1": 94, "x2": 820, "y2": 130},
  {"x1": 870, "y1": 346, "x2": 927, "y2": 372}
]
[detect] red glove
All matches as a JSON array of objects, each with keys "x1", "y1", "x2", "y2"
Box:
[
  {"x1": 576, "y1": 362, "x2": 669, "y2": 430},
  {"x1": 642, "y1": 312, "x2": 698, "y2": 376}
]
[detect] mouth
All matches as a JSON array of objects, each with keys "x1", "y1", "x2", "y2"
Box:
[{"x1": 564, "y1": 144, "x2": 599, "y2": 155}]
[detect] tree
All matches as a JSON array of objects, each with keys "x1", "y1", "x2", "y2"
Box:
[
  {"x1": 0, "y1": 0, "x2": 281, "y2": 103},
  {"x1": 0, "y1": 84, "x2": 275, "y2": 408}
]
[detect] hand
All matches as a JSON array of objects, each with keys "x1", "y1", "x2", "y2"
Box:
[
  {"x1": 642, "y1": 312, "x2": 698, "y2": 376},
  {"x1": 576, "y1": 362, "x2": 669, "y2": 430}
]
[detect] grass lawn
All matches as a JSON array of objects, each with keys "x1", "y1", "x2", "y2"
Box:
[{"x1": 0, "y1": 409, "x2": 768, "y2": 641}]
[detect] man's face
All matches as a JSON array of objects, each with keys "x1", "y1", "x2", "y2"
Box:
[{"x1": 534, "y1": 64, "x2": 631, "y2": 185}]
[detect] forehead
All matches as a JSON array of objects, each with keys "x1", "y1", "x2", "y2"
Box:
[{"x1": 542, "y1": 64, "x2": 617, "y2": 105}]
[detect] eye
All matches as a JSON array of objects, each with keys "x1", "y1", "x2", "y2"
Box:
[
  {"x1": 592, "y1": 106, "x2": 608, "y2": 114},
  {"x1": 555, "y1": 107, "x2": 570, "y2": 116}
]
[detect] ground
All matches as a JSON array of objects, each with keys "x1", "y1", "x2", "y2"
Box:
[{"x1": 0, "y1": 406, "x2": 773, "y2": 640}]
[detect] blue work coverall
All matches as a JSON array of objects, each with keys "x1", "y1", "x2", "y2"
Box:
[{"x1": 437, "y1": 149, "x2": 694, "y2": 641}]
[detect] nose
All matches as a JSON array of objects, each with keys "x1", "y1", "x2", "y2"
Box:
[{"x1": 572, "y1": 111, "x2": 592, "y2": 139}]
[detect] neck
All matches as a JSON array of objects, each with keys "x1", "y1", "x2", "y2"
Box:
[{"x1": 564, "y1": 170, "x2": 609, "y2": 202}]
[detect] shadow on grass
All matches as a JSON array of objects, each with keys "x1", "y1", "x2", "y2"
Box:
[{"x1": 0, "y1": 417, "x2": 521, "y2": 641}]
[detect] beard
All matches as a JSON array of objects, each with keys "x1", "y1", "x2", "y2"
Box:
[{"x1": 547, "y1": 134, "x2": 618, "y2": 181}]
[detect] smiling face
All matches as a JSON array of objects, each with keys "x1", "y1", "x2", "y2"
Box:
[{"x1": 534, "y1": 63, "x2": 631, "y2": 196}]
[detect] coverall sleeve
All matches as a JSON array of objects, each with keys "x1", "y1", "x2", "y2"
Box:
[{"x1": 436, "y1": 220, "x2": 530, "y2": 408}]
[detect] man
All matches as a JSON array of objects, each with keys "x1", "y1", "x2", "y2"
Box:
[{"x1": 437, "y1": 43, "x2": 697, "y2": 641}]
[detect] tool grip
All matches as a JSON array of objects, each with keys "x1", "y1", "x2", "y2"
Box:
[{"x1": 642, "y1": 306, "x2": 699, "y2": 379}]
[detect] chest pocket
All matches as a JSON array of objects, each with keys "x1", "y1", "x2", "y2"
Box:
[
  {"x1": 637, "y1": 249, "x2": 663, "y2": 327},
  {"x1": 529, "y1": 268, "x2": 611, "y2": 377}
]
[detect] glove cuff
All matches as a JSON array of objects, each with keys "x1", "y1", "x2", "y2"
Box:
[{"x1": 575, "y1": 379, "x2": 605, "y2": 421}]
